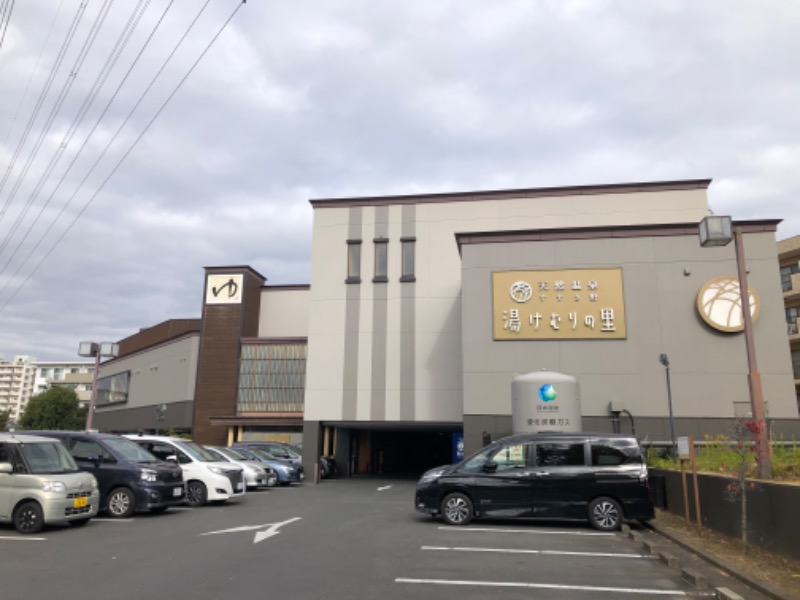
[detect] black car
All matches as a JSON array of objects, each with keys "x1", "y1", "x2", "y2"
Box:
[
  {"x1": 415, "y1": 432, "x2": 654, "y2": 531},
  {"x1": 17, "y1": 431, "x2": 185, "y2": 518}
]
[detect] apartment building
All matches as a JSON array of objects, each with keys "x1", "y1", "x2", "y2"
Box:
[
  {"x1": 0, "y1": 355, "x2": 36, "y2": 423},
  {"x1": 33, "y1": 361, "x2": 95, "y2": 404},
  {"x1": 779, "y1": 235, "x2": 800, "y2": 411}
]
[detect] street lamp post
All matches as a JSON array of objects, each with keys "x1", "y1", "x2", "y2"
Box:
[
  {"x1": 78, "y1": 341, "x2": 119, "y2": 432},
  {"x1": 699, "y1": 216, "x2": 772, "y2": 479},
  {"x1": 659, "y1": 354, "x2": 677, "y2": 462}
]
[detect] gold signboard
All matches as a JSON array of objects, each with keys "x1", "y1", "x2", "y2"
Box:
[{"x1": 493, "y1": 269, "x2": 627, "y2": 340}]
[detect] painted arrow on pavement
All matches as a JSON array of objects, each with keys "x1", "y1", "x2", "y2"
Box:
[{"x1": 201, "y1": 517, "x2": 302, "y2": 544}]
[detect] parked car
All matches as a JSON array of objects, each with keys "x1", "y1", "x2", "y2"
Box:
[
  {"x1": 204, "y1": 446, "x2": 277, "y2": 489},
  {"x1": 125, "y1": 435, "x2": 245, "y2": 506},
  {"x1": 232, "y1": 441, "x2": 302, "y2": 466},
  {"x1": 415, "y1": 432, "x2": 654, "y2": 531},
  {"x1": 17, "y1": 431, "x2": 184, "y2": 518},
  {"x1": 0, "y1": 433, "x2": 100, "y2": 533},
  {"x1": 229, "y1": 445, "x2": 304, "y2": 486}
]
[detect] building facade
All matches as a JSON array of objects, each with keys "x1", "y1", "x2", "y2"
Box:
[
  {"x1": 301, "y1": 179, "x2": 797, "y2": 475},
  {"x1": 0, "y1": 355, "x2": 35, "y2": 422},
  {"x1": 33, "y1": 361, "x2": 95, "y2": 403},
  {"x1": 91, "y1": 179, "x2": 800, "y2": 479},
  {"x1": 778, "y1": 235, "x2": 800, "y2": 411}
]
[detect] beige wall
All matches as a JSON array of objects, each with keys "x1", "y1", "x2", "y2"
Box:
[
  {"x1": 95, "y1": 334, "x2": 200, "y2": 413},
  {"x1": 460, "y1": 231, "x2": 797, "y2": 422},
  {"x1": 305, "y1": 186, "x2": 711, "y2": 424},
  {"x1": 258, "y1": 288, "x2": 310, "y2": 338}
]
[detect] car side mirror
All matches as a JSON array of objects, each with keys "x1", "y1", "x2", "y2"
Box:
[
  {"x1": 0, "y1": 462, "x2": 12, "y2": 474},
  {"x1": 483, "y1": 461, "x2": 498, "y2": 473},
  {"x1": 166, "y1": 455, "x2": 178, "y2": 463}
]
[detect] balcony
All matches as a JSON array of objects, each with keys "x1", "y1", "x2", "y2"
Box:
[
  {"x1": 790, "y1": 318, "x2": 800, "y2": 342},
  {"x1": 785, "y1": 272, "x2": 800, "y2": 301}
]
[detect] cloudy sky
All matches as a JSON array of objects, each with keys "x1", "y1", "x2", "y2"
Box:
[{"x1": 0, "y1": 0, "x2": 798, "y2": 362}]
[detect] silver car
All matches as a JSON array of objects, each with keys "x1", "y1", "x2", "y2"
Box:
[
  {"x1": 204, "y1": 446, "x2": 277, "y2": 489},
  {"x1": 0, "y1": 433, "x2": 100, "y2": 533}
]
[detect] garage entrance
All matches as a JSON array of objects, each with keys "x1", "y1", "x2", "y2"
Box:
[{"x1": 343, "y1": 427, "x2": 461, "y2": 477}]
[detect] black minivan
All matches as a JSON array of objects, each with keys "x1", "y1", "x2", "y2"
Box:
[
  {"x1": 414, "y1": 432, "x2": 654, "y2": 531},
  {"x1": 19, "y1": 431, "x2": 185, "y2": 518}
]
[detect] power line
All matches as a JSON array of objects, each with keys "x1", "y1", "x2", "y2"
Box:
[
  {"x1": 0, "y1": 0, "x2": 14, "y2": 50},
  {"x1": 0, "y1": 0, "x2": 246, "y2": 314},
  {"x1": 0, "y1": 0, "x2": 151, "y2": 279},
  {"x1": 0, "y1": 0, "x2": 114, "y2": 258},
  {"x1": 0, "y1": 0, "x2": 89, "y2": 223}
]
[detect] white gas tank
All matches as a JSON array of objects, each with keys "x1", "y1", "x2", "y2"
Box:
[{"x1": 511, "y1": 370, "x2": 582, "y2": 433}]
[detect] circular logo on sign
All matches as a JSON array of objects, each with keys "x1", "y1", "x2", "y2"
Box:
[
  {"x1": 696, "y1": 276, "x2": 760, "y2": 333},
  {"x1": 538, "y1": 384, "x2": 557, "y2": 403},
  {"x1": 510, "y1": 281, "x2": 533, "y2": 303}
]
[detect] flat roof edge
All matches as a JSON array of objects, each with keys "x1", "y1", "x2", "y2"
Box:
[{"x1": 310, "y1": 179, "x2": 713, "y2": 208}]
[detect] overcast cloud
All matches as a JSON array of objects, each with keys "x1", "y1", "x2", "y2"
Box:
[{"x1": 1, "y1": 0, "x2": 798, "y2": 362}]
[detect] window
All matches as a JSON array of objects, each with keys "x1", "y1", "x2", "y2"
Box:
[
  {"x1": 591, "y1": 440, "x2": 643, "y2": 466},
  {"x1": 536, "y1": 443, "x2": 585, "y2": 467},
  {"x1": 792, "y1": 349, "x2": 800, "y2": 380},
  {"x1": 346, "y1": 240, "x2": 362, "y2": 284},
  {"x1": 490, "y1": 443, "x2": 531, "y2": 471},
  {"x1": 780, "y1": 263, "x2": 800, "y2": 292},
  {"x1": 95, "y1": 371, "x2": 130, "y2": 406},
  {"x1": 71, "y1": 439, "x2": 114, "y2": 463},
  {"x1": 400, "y1": 237, "x2": 416, "y2": 282},
  {"x1": 373, "y1": 238, "x2": 388, "y2": 283}
]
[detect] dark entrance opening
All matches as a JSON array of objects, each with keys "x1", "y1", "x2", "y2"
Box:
[{"x1": 368, "y1": 429, "x2": 456, "y2": 476}]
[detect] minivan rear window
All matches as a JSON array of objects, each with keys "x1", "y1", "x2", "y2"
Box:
[
  {"x1": 536, "y1": 443, "x2": 585, "y2": 467},
  {"x1": 591, "y1": 440, "x2": 643, "y2": 466}
]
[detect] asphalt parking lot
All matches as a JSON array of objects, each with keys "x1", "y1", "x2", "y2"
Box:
[{"x1": 0, "y1": 478, "x2": 769, "y2": 600}]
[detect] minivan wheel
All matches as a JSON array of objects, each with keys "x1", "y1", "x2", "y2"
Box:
[
  {"x1": 14, "y1": 501, "x2": 44, "y2": 534},
  {"x1": 588, "y1": 497, "x2": 623, "y2": 531},
  {"x1": 107, "y1": 487, "x2": 135, "y2": 518},
  {"x1": 440, "y1": 492, "x2": 474, "y2": 526},
  {"x1": 186, "y1": 481, "x2": 208, "y2": 506}
]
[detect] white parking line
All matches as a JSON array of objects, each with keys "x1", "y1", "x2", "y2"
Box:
[
  {"x1": 438, "y1": 526, "x2": 614, "y2": 536},
  {"x1": 377, "y1": 485, "x2": 393, "y2": 491},
  {"x1": 91, "y1": 518, "x2": 134, "y2": 523},
  {"x1": 422, "y1": 546, "x2": 653, "y2": 559},
  {"x1": 396, "y1": 578, "x2": 687, "y2": 595},
  {"x1": 0, "y1": 536, "x2": 45, "y2": 541}
]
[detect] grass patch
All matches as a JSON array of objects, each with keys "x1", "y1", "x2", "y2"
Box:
[{"x1": 646, "y1": 435, "x2": 800, "y2": 482}]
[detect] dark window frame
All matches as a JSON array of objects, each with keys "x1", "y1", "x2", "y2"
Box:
[
  {"x1": 400, "y1": 236, "x2": 416, "y2": 282},
  {"x1": 373, "y1": 238, "x2": 389, "y2": 283},
  {"x1": 345, "y1": 240, "x2": 362, "y2": 284}
]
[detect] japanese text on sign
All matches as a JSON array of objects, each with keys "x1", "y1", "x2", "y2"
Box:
[{"x1": 493, "y1": 269, "x2": 626, "y2": 340}]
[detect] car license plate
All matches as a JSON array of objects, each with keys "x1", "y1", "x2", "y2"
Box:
[
  {"x1": 300, "y1": 472, "x2": 304, "y2": 480},
  {"x1": 173, "y1": 486, "x2": 182, "y2": 497},
  {"x1": 73, "y1": 496, "x2": 88, "y2": 509},
  {"x1": 236, "y1": 482, "x2": 243, "y2": 490}
]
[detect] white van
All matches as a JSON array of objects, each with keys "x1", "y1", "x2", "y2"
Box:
[
  {"x1": 125, "y1": 435, "x2": 245, "y2": 506},
  {"x1": 0, "y1": 433, "x2": 100, "y2": 533}
]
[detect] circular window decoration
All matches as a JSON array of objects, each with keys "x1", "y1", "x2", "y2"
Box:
[
  {"x1": 696, "y1": 276, "x2": 760, "y2": 333},
  {"x1": 509, "y1": 281, "x2": 533, "y2": 303}
]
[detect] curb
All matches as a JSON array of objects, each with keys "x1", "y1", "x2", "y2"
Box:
[{"x1": 643, "y1": 521, "x2": 788, "y2": 600}]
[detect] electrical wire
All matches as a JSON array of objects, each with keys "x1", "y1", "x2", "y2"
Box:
[
  {"x1": 0, "y1": 0, "x2": 114, "y2": 257},
  {"x1": 0, "y1": 0, "x2": 151, "y2": 278},
  {"x1": 0, "y1": 0, "x2": 66, "y2": 173},
  {"x1": 0, "y1": 0, "x2": 246, "y2": 314},
  {"x1": 0, "y1": 0, "x2": 14, "y2": 50},
  {"x1": 0, "y1": 0, "x2": 88, "y2": 223}
]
